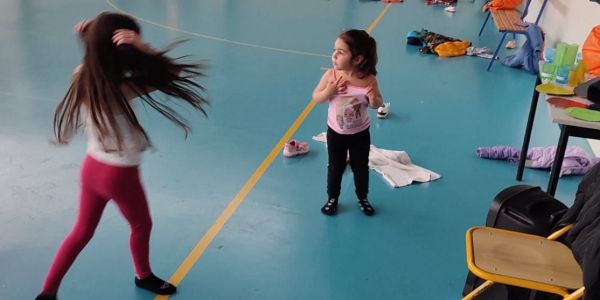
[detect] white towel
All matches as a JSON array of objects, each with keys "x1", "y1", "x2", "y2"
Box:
[
  {"x1": 312, "y1": 132, "x2": 441, "y2": 187},
  {"x1": 368, "y1": 145, "x2": 441, "y2": 187},
  {"x1": 312, "y1": 132, "x2": 327, "y2": 143}
]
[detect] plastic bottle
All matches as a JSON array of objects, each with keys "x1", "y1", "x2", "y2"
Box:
[
  {"x1": 554, "y1": 42, "x2": 568, "y2": 66},
  {"x1": 563, "y1": 44, "x2": 579, "y2": 67}
]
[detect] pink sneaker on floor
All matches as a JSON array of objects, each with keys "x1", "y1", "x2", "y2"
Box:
[{"x1": 283, "y1": 139, "x2": 309, "y2": 157}]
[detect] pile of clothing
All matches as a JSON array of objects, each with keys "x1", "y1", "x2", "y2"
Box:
[
  {"x1": 476, "y1": 145, "x2": 600, "y2": 176},
  {"x1": 501, "y1": 23, "x2": 544, "y2": 74},
  {"x1": 407, "y1": 29, "x2": 471, "y2": 57},
  {"x1": 466, "y1": 46, "x2": 496, "y2": 59},
  {"x1": 425, "y1": 0, "x2": 457, "y2": 5}
]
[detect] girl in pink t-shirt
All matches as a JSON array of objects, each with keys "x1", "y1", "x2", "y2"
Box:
[{"x1": 312, "y1": 29, "x2": 383, "y2": 216}]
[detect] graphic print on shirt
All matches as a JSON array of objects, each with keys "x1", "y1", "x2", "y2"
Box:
[{"x1": 336, "y1": 96, "x2": 366, "y2": 130}]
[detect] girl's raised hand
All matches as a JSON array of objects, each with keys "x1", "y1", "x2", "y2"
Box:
[
  {"x1": 327, "y1": 74, "x2": 347, "y2": 96},
  {"x1": 365, "y1": 83, "x2": 383, "y2": 108},
  {"x1": 366, "y1": 86, "x2": 375, "y2": 101},
  {"x1": 112, "y1": 29, "x2": 143, "y2": 47},
  {"x1": 112, "y1": 29, "x2": 156, "y2": 55},
  {"x1": 74, "y1": 20, "x2": 90, "y2": 37},
  {"x1": 335, "y1": 76, "x2": 348, "y2": 94}
]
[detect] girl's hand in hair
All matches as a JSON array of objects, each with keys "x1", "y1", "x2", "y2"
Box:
[
  {"x1": 112, "y1": 29, "x2": 155, "y2": 55},
  {"x1": 74, "y1": 20, "x2": 90, "y2": 37}
]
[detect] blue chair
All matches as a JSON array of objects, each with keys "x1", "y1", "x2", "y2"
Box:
[{"x1": 478, "y1": 0, "x2": 549, "y2": 71}]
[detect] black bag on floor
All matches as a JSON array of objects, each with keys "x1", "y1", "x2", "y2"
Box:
[{"x1": 462, "y1": 185, "x2": 568, "y2": 300}]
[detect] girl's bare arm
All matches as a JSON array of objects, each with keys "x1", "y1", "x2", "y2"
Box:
[{"x1": 367, "y1": 78, "x2": 383, "y2": 109}]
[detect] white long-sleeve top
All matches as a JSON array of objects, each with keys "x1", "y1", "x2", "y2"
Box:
[
  {"x1": 368, "y1": 145, "x2": 441, "y2": 187},
  {"x1": 85, "y1": 112, "x2": 148, "y2": 166},
  {"x1": 312, "y1": 132, "x2": 441, "y2": 187}
]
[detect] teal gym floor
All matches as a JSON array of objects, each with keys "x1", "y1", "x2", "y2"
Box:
[{"x1": 0, "y1": 1, "x2": 592, "y2": 299}]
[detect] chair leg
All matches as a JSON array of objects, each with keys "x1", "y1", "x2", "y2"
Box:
[
  {"x1": 478, "y1": 12, "x2": 491, "y2": 37},
  {"x1": 487, "y1": 33, "x2": 507, "y2": 71},
  {"x1": 563, "y1": 287, "x2": 585, "y2": 300},
  {"x1": 535, "y1": 0, "x2": 549, "y2": 25},
  {"x1": 462, "y1": 280, "x2": 495, "y2": 300}
]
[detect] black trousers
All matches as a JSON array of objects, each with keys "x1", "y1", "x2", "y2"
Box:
[{"x1": 327, "y1": 126, "x2": 370, "y2": 200}]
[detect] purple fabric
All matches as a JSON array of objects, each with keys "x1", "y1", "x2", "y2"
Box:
[
  {"x1": 476, "y1": 145, "x2": 600, "y2": 176},
  {"x1": 476, "y1": 146, "x2": 520, "y2": 160}
]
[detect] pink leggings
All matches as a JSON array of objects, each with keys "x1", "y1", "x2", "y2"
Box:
[{"x1": 42, "y1": 155, "x2": 152, "y2": 294}]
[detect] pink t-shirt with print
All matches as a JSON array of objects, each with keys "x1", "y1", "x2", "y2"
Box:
[{"x1": 327, "y1": 85, "x2": 370, "y2": 135}]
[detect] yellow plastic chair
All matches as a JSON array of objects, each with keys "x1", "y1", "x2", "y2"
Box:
[{"x1": 463, "y1": 225, "x2": 585, "y2": 300}]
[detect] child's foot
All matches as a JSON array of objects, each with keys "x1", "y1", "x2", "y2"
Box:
[
  {"x1": 35, "y1": 293, "x2": 57, "y2": 300},
  {"x1": 357, "y1": 199, "x2": 375, "y2": 216},
  {"x1": 321, "y1": 198, "x2": 338, "y2": 216},
  {"x1": 135, "y1": 273, "x2": 177, "y2": 295}
]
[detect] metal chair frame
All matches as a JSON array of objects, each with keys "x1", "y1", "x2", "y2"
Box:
[{"x1": 478, "y1": 0, "x2": 549, "y2": 71}]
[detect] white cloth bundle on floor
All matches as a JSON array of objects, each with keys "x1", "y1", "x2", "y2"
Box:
[
  {"x1": 369, "y1": 145, "x2": 441, "y2": 187},
  {"x1": 312, "y1": 132, "x2": 441, "y2": 187}
]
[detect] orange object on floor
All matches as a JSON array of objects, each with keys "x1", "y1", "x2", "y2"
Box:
[
  {"x1": 435, "y1": 41, "x2": 472, "y2": 57},
  {"x1": 484, "y1": 0, "x2": 521, "y2": 11}
]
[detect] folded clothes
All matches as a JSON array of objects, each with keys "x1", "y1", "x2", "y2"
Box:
[
  {"x1": 466, "y1": 46, "x2": 491, "y2": 56},
  {"x1": 466, "y1": 46, "x2": 498, "y2": 59}
]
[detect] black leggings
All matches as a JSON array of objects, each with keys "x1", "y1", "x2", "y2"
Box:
[{"x1": 327, "y1": 126, "x2": 370, "y2": 200}]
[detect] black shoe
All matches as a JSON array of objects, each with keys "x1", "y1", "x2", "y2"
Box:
[
  {"x1": 135, "y1": 273, "x2": 177, "y2": 295},
  {"x1": 35, "y1": 293, "x2": 57, "y2": 300},
  {"x1": 321, "y1": 198, "x2": 338, "y2": 216},
  {"x1": 357, "y1": 199, "x2": 375, "y2": 216}
]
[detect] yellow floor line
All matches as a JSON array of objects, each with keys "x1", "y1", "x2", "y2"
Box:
[
  {"x1": 106, "y1": 0, "x2": 329, "y2": 58},
  {"x1": 148, "y1": 3, "x2": 393, "y2": 299},
  {"x1": 154, "y1": 100, "x2": 316, "y2": 300},
  {"x1": 367, "y1": 3, "x2": 392, "y2": 34}
]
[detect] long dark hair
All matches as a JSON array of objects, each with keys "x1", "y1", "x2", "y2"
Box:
[
  {"x1": 53, "y1": 11, "x2": 209, "y2": 150},
  {"x1": 338, "y1": 29, "x2": 378, "y2": 77}
]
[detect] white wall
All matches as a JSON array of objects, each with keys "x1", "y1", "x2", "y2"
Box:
[{"x1": 525, "y1": 0, "x2": 600, "y2": 47}]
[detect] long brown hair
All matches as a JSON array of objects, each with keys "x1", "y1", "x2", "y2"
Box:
[
  {"x1": 338, "y1": 29, "x2": 378, "y2": 77},
  {"x1": 53, "y1": 12, "x2": 209, "y2": 150}
]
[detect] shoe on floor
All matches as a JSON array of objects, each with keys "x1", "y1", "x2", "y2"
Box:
[
  {"x1": 505, "y1": 39, "x2": 517, "y2": 49},
  {"x1": 357, "y1": 198, "x2": 375, "y2": 216},
  {"x1": 444, "y1": 5, "x2": 456, "y2": 12},
  {"x1": 377, "y1": 102, "x2": 391, "y2": 119},
  {"x1": 135, "y1": 273, "x2": 177, "y2": 295},
  {"x1": 283, "y1": 139, "x2": 309, "y2": 157}
]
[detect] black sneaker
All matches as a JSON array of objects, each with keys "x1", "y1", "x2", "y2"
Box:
[
  {"x1": 135, "y1": 273, "x2": 177, "y2": 295},
  {"x1": 357, "y1": 199, "x2": 375, "y2": 216},
  {"x1": 321, "y1": 198, "x2": 338, "y2": 216}
]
